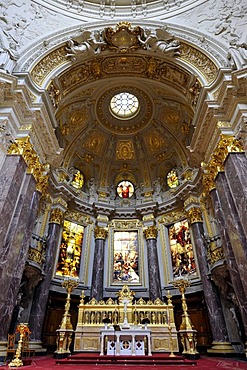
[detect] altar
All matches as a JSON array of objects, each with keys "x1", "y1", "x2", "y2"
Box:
[
  {"x1": 74, "y1": 286, "x2": 179, "y2": 354},
  {"x1": 100, "y1": 326, "x2": 152, "y2": 356}
]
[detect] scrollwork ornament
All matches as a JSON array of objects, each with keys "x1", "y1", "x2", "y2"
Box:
[
  {"x1": 187, "y1": 207, "x2": 203, "y2": 224},
  {"x1": 49, "y1": 208, "x2": 65, "y2": 225},
  {"x1": 94, "y1": 226, "x2": 108, "y2": 240},
  {"x1": 143, "y1": 225, "x2": 158, "y2": 240},
  {"x1": 202, "y1": 173, "x2": 216, "y2": 194},
  {"x1": 36, "y1": 175, "x2": 49, "y2": 195}
]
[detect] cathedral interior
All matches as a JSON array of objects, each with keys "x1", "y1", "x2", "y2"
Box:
[{"x1": 0, "y1": 0, "x2": 247, "y2": 362}]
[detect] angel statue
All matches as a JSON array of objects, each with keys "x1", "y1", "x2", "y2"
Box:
[
  {"x1": 138, "y1": 27, "x2": 181, "y2": 57},
  {"x1": 66, "y1": 30, "x2": 106, "y2": 61}
]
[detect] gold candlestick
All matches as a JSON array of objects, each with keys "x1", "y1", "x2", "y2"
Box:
[
  {"x1": 172, "y1": 279, "x2": 193, "y2": 331},
  {"x1": 172, "y1": 278, "x2": 199, "y2": 358},
  {"x1": 8, "y1": 324, "x2": 31, "y2": 368},
  {"x1": 54, "y1": 276, "x2": 79, "y2": 357}
]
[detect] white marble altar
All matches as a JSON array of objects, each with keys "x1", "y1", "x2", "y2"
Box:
[{"x1": 100, "y1": 326, "x2": 152, "y2": 356}]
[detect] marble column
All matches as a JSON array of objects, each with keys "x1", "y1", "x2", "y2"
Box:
[
  {"x1": 91, "y1": 226, "x2": 108, "y2": 301},
  {"x1": 0, "y1": 155, "x2": 27, "y2": 247},
  {"x1": 144, "y1": 226, "x2": 162, "y2": 300},
  {"x1": 187, "y1": 207, "x2": 233, "y2": 354},
  {"x1": 224, "y1": 153, "x2": 247, "y2": 243},
  {"x1": 210, "y1": 184, "x2": 247, "y2": 336},
  {"x1": 29, "y1": 207, "x2": 65, "y2": 344},
  {"x1": 0, "y1": 173, "x2": 38, "y2": 340}
]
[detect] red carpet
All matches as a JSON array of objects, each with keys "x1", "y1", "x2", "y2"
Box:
[
  {"x1": 2, "y1": 355, "x2": 247, "y2": 369},
  {"x1": 0, "y1": 356, "x2": 247, "y2": 370}
]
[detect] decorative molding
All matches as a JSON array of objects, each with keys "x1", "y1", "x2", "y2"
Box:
[{"x1": 158, "y1": 210, "x2": 187, "y2": 225}]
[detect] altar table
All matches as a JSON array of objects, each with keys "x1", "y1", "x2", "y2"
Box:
[{"x1": 100, "y1": 326, "x2": 152, "y2": 356}]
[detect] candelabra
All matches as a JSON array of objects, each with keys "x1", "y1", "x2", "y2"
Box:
[
  {"x1": 54, "y1": 277, "x2": 79, "y2": 358},
  {"x1": 172, "y1": 278, "x2": 199, "y2": 359},
  {"x1": 8, "y1": 324, "x2": 31, "y2": 368}
]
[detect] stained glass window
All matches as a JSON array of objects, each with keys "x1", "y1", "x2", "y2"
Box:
[
  {"x1": 56, "y1": 220, "x2": 84, "y2": 278},
  {"x1": 117, "y1": 180, "x2": 134, "y2": 198},
  {"x1": 167, "y1": 169, "x2": 179, "y2": 188},
  {"x1": 71, "y1": 170, "x2": 84, "y2": 189},
  {"x1": 113, "y1": 231, "x2": 139, "y2": 283},
  {"x1": 168, "y1": 219, "x2": 197, "y2": 279}
]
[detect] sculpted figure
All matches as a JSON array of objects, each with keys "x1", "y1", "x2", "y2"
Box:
[
  {"x1": 67, "y1": 30, "x2": 106, "y2": 61},
  {"x1": 0, "y1": 29, "x2": 18, "y2": 72},
  {"x1": 138, "y1": 28, "x2": 180, "y2": 57}
]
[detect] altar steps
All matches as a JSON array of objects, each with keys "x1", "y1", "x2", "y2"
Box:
[{"x1": 55, "y1": 353, "x2": 197, "y2": 366}]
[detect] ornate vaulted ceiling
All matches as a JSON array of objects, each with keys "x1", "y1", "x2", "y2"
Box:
[{"x1": 26, "y1": 20, "x2": 222, "y2": 203}]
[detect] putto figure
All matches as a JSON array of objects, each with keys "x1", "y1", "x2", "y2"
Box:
[
  {"x1": 138, "y1": 28, "x2": 181, "y2": 57},
  {"x1": 66, "y1": 30, "x2": 106, "y2": 61}
]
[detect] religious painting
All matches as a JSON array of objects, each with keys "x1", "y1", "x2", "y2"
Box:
[
  {"x1": 56, "y1": 220, "x2": 84, "y2": 278},
  {"x1": 113, "y1": 230, "x2": 139, "y2": 283},
  {"x1": 117, "y1": 180, "x2": 135, "y2": 198},
  {"x1": 168, "y1": 219, "x2": 197, "y2": 279}
]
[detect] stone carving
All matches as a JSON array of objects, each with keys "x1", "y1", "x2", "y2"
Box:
[
  {"x1": 153, "y1": 177, "x2": 163, "y2": 198},
  {"x1": 88, "y1": 177, "x2": 98, "y2": 197},
  {"x1": 66, "y1": 23, "x2": 180, "y2": 61},
  {"x1": 0, "y1": 120, "x2": 13, "y2": 150},
  {"x1": 0, "y1": 29, "x2": 19, "y2": 73},
  {"x1": 138, "y1": 28, "x2": 181, "y2": 57},
  {"x1": 228, "y1": 43, "x2": 247, "y2": 69},
  {"x1": 66, "y1": 30, "x2": 106, "y2": 61}
]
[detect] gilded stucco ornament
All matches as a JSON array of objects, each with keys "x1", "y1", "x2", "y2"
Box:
[
  {"x1": 158, "y1": 210, "x2": 187, "y2": 225},
  {"x1": 208, "y1": 244, "x2": 225, "y2": 266},
  {"x1": 30, "y1": 23, "x2": 218, "y2": 88},
  {"x1": 202, "y1": 135, "x2": 244, "y2": 194},
  {"x1": 143, "y1": 225, "x2": 158, "y2": 239},
  {"x1": 49, "y1": 208, "x2": 65, "y2": 225},
  {"x1": 187, "y1": 207, "x2": 203, "y2": 224},
  {"x1": 7, "y1": 137, "x2": 49, "y2": 195},
  {"x1": 94, "y1": 226, "x2": 108, "y2": 240}
]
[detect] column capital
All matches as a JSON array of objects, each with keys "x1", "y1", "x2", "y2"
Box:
[
  {"x1": 94, "y1": 226, "x2": 108, "y2": 240},
  {"x1": 49, "y1": 208, "x2": 65, "y2": 225},
  {"x1": 202, "y1": 135, "x2": 243, "y2": 194},
  {"x1": 187, "y1": 207, "x2": 203, "y2": 224},
  {"x1": 143, "y1": 225, "x2": 158, "y2": 240},
  {"x1": 7, "y1": 136, "x2": 50, "y2": 195}
]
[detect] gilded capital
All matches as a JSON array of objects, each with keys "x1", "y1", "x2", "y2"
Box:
[
  {"x1": 8, "y1": 137, "x2": 50, "y2": 195},
  {"x1": 143, "y1": 225, "x2": 158, "y2": 240},
  {"x1": 187, "y1": 207, "x2": 203, "y2": 224},
  {"x1": 49, "y1": 208, "x2": 65, "y2": 225},
  {"x1": 202, "y1": 135, "x2": 243, "y2": 195},
  {"x1": 94, "y1": 226, "x2": 108, "y2": 240}
]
